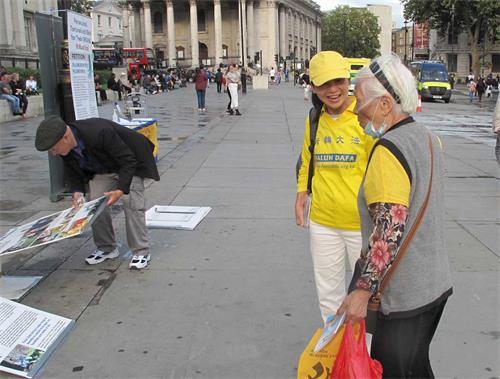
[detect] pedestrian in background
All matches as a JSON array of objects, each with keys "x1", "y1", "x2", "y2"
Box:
[
  {"x1": 215, "y1": 68, "x2": 223, "y2": 93},
  {"x1": 493, "y1": 97, "x2": 500, "y2": 166},
  {"x1": 94, "y1": 74, "x2": 107, "y2": 102},
  {"x1": 302, "y1": 68, "x2": 311, "y2": 101},
  {"x1": 295, "y1": 51, "x2": 376, "y2": 323},
  {"x1": 467, "y1": 79, "x2": 476, "y2": 103},
  {"x1": 476, "y1": 77, "x2": 486, "y2": 103},
  {"x1": 194, "y1": 64, "x2": 208, "y2": 112},
  {"x1": 340, "y1": 53, "x2": 452, "y2": 378},
  {"x1": 226, "y1": 64, "x2": 242, "y2": 116}
]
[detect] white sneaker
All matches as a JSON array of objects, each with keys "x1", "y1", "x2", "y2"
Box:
[
  {"x1": 129, "y1": 254, "x2": 151, "y2": 270},
  {"x1": 85, "y1": 248, "x2": 119, "y2": 265}
]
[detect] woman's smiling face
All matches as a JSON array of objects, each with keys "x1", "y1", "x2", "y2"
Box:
[{"x1": 312, "y1": 78, "x2": 350, "y2": 113}]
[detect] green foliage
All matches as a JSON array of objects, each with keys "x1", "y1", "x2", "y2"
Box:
[
  {"x1": 68, "y1": 0, "x2": 94, "y2": 15},
  {"x1": 401, "y1": 0, "x2": 500, "y2": 75},
  {"x1": 94, "y1": 69, "x2": 113, "y2": 89},
  {"x1": 321, "y1": 6, "x2": 381, "y2": 58},
  {"x1": 6, "y1": 67, "x2": 42, "y2": 88}
]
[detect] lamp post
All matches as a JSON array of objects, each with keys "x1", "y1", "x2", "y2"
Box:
[
  {"x1": 450, "y1": 1, "x2": 455, "y2": 73},
  {"x1": 404, "y1": 19, "x2": 408, "y2": 65}
]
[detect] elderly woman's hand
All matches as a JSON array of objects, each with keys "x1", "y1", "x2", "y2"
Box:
[{"x1": 337, "y1": 289, "x2": 372, "y2": 323}]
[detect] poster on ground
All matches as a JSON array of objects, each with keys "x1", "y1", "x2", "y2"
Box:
[
  {"x1": 0, "y1": 197, "x2": 107, "y2": 256},
  {"x1": 67, "y1": 10, "x2": 98, "y2": 120},
  {"x1": 0, "y1": 297, "x2": 74, "y2": 378},
  {"x1": 145, "y1": 205, "x2": 212, "y2": 230}
]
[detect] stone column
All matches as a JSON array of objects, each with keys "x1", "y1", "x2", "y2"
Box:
[
  {"x1": 122, "y1": 4, "x2": 130, "y2": 48},
  {"x1": 0, "y1": 0, "x2": 13, "y2": 46},
  {"x1": 267, "y1": 0, "x2": 277, "y2": 68},
  {"x1": 143, "y1": 0, "x2": 153, "y2": 48},
  {"x1": 279, "y1": 5, "x2": 286, "y2": 60},
  {"x1": 13, "y1": 0, "x2": 26, "y2": 48},
  {"x1": 166, "y1": 0, "x2": 176, "y2": 66},
  {"x1": 317, "y1": 24, "x2": 321, "y2": 52},
  {"x1": 189, "y1": 0, "x2": 199, "y2": 67},
  {"x1": 139, "y1": 5, "x2": 145, "y2": 46},
  {"x1": 134, "y1": 5, "x2": 142, "y2": 46},
  {"x1": 214, "y1": 0, "x2": 223, "y2": 66},
  {"x1": 241, "y1": 0, "x2": 248, "y2": 64},
  {"x1": 247, "y1": 1, "x2": 255, "y2": 60}
]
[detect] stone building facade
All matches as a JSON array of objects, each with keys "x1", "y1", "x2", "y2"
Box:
[
  {"x1": 122, "y1": 0, "x2": 322, "y2": 69},
  {"x1": 0, "y1": 0, "x2": 58, "y2": 69},
  {"x1": 430, "y1": 29, "x2": 500, "y2": 79},
  {"x1": 366, "y1": 4, "x2": 392, "y2": 55},
  {"x1": 90, "y1": 0, "x2": 123, "y2": 48}
]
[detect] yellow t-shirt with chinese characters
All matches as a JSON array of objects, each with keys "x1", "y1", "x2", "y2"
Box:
[
  {"x1": 363, "y1": 146, "x2": 411, "y2": 207},
  {"x1": 297, "y1": 99, "x2": 377, "y2": 230}
]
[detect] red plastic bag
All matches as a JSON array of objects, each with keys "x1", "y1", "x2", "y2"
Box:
[{"x1": 330, "y1": 320, "x2": 383, "y2": 379}]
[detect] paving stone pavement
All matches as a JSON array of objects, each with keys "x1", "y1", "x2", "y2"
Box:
[{"x1": 0, "y1": 82, "x2": 498, "y2": 378}]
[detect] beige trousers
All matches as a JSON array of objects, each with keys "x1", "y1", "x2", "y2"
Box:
[
  {"x1": 309, "y1": 220, "x2": 361, "y2": 323},
  {"x1": 88, "y1": 174, "x2": 149, "y2": 256}
]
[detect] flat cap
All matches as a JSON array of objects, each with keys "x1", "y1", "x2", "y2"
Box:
[{"x1": 35, "y1": 116, "x2": 67, "y2": 151}]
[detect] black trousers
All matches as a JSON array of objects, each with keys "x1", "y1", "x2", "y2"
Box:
[
  {"x1": 371, "y1": 299, "x2": 447, "y2": 379},
  {"x1": 216, "y1": 81, "x2": 222, "y2": 93}
]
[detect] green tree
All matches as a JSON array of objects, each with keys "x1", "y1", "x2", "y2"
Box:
[
  {"x1": 321, "y1": 6, "x2": 381, "y2": 58},
  {"x1": 64, "y1": 0, "x2": 94, "y2": 15},
  {"x1": 402, "y1": 0, "x2": 500, "y2": 77}
]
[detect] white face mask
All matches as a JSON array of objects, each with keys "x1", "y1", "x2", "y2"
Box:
[{"x1": 358, "y1": 98, "x2": 388, "y2": 139}]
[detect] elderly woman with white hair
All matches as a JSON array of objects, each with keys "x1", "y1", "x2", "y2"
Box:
[{"x1": 337, "y1": 54, "x2": 453, "y2": 378}]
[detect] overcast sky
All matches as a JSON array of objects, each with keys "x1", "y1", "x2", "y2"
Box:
[{"x1": 314, "y1": 0, "x2": 406, "y2": 28}]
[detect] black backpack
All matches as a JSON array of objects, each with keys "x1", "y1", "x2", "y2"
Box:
[{"x1": 296, "y1": 98, "x2": 322, "y2": 194}]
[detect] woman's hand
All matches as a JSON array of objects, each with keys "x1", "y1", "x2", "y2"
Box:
[
  {"x1": 337, "y1": 289, "x2": 372, "y2": 323},
  {"x1": 295, "y1": 191, "x2": 308, "y2": 227}
]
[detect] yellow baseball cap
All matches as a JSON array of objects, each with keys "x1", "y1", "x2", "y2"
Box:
[{"x1": 309, "y1": 51, "x2": 350, "y2": 86}]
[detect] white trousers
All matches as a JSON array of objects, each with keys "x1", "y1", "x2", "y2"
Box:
[
  {"x1": 309, "y1": 220, "x2": 362, "y2": 323},
  {"x1": 228, "y1": 82, "x2": 239, "y2": 109}
]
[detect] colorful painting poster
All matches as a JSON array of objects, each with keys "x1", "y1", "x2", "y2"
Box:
[{"x1": 0, "y1": 197, "x2": 107, "y2": 256}]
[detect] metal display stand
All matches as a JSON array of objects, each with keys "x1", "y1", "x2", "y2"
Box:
[{"x1": 123, "y1": 91, "x2": 148, "y2": 119}]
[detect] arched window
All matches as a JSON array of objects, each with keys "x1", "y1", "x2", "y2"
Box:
[
  {"x1": 154, "y1": 11, "x2": 163, "y2": 33},
  {"x1": 222, "y1": 44, "x2": 228, "y2": 58},
  {"x1": 197, "y1": 9, "x2": 206, "y2": 32}
]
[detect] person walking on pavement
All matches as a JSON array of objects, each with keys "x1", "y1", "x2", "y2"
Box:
[
  {"x1": 226, "y1": 64, "x2": 242, "y2": 116},
  {"x1": 295, "y1": 51, "x2": 376, "y2": 323},
  {"x1": 194, "y1": 64, "x2": 208, "y2": 112},
  {"x1": 35, "y1": 116, "x2": 160, "y2": 270},
  {"x1": 215, "y1": 68, "x2": 223, "y2": 93},
  {"x1": 339, "y1": 53, "x2": 453, "y2": 378},
  {"x1": 476, "y1": 77, "x2": 486, "y2": 103},
  {"x1": 493, "y1": 97, "x2": 500, "y2": 166},
  {"x1": 467, "y1": 79, "x2": 476, "y2": 103}
]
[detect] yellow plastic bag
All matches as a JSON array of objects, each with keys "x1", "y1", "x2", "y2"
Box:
[{"x1": 297, "y1": 324, "x2": 359, "y2": 379}]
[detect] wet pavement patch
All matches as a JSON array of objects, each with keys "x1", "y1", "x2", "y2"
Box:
[{"x1": 0, "y1": 200, "x2": 27, "y2": 211}]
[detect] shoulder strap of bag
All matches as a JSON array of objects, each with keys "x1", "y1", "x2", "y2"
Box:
[
  {"x1": 369, "y1": 133, "x2": 434, "y2": 308},
  {"x1": 306, "y1": 106, "x2": 321, "y2": 193}
]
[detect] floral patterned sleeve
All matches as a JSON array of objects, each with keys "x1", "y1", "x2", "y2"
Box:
[{"x1": 356, "y1": 202, "x2": 409, "y2": 294}]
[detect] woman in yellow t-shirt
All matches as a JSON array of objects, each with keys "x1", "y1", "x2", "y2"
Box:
[{"x1": 295, "y1": 51, "x2": 376, "y2": 323}]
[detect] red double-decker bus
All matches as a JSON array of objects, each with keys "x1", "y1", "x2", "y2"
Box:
[
  {"x1": 123, "y1": 47, "x2": 156, "y2": 82},
  {"x1": 123, "y1": 47, "x2": 155, "y2": 68}
]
